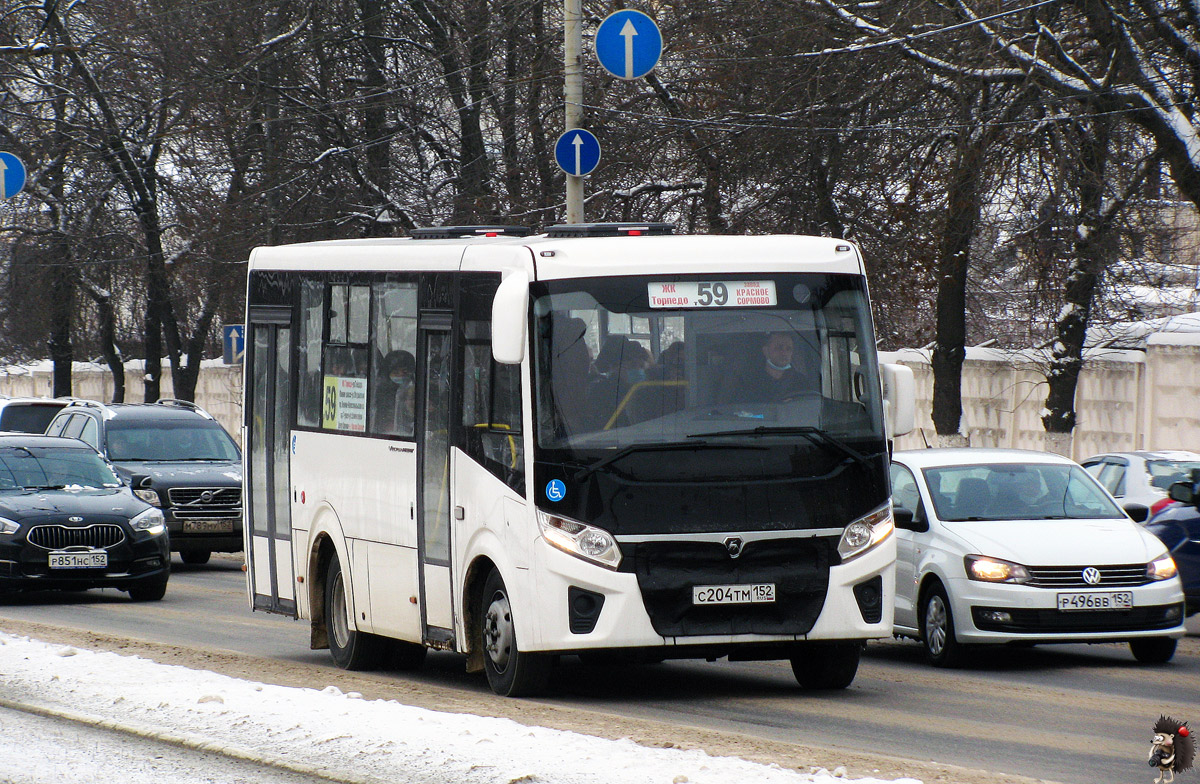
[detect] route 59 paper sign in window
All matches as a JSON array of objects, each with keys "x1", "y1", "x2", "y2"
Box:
[{"x1": 322, "y1": 376, "x2": 368, "y2": 432}]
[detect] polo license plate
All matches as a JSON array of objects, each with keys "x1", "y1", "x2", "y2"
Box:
[
  {"x1": 182, "y1": 520, "x2": 235, "y2": 533},
  {"x1": 49, "y1": 550, "x2": 108, "y2": 569},
  {"x1": 692, "y1": 583, "x2": 776, "y2": 605},
  {"x1": 1057, "y1": 591, "x2": 1133, "y2": 611}
]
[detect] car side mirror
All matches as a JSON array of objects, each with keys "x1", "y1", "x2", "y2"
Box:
[
  {"x1": 893, "y1": 505, "x2": 928, "y2": 533},
  {"x1": 1168, "y1": 481, "x2": 1196, "y2": 505},
  {"x1": 1122, "y1": 502, "x2": 1149, "y2": 523}
]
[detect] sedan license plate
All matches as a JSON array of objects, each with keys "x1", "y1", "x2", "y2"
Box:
[
  {"x1": 692, "y1": 583, "x2": 776, "y2": 605},
  {"x1": 1057, "y1": 591, "x2": 1133, "y2": 611},
  {"x1": 48, "y1": 550, "x2": 107, "y2": 569},
  {"x1": 182, "y1": 520, "x2": 235, "y2": 533}
]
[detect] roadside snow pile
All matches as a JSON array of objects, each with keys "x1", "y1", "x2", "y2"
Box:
[{"x1": 0, "y1": 632, "x2": 922, "y2": 784}]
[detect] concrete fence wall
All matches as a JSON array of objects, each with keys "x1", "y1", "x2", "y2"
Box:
[
  {"x1": 6, "y1": 335, "x2": 1200, "y2": 461},
  {"x1": 0, "y1": 362, "x2": 244, "y2": 444},
  {"x1": 883, "y1": 332, "x2": 1200, "y2": 459}
]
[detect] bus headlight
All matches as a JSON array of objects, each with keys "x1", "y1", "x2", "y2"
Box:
[
  {"x1": 537, "y1": 510, "x2": 622, "y2": 570},
  {"x1": 837, "y1": 504, "x2": 893, "y2": 561}
]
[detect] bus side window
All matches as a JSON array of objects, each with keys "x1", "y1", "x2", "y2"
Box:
[
  {"x1": 297, "y1": 278, "x2": 324, "y2": 427},
  {"x1": 369, "y1": 280, "x2": 418, "y2": 437},
  {"x1": 460, "y1": 276, "x2": 524, "y2": 492}
]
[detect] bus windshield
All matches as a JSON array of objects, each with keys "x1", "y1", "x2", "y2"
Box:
[{"x1": 531, "y1": 272, "x2": 884, "y2": 455}]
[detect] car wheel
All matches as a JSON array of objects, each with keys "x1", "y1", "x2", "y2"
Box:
[
  {"x1": 920, "y1": 583, "x2": 965, "y2": 667},
  {"x1": 789, "y1": 642, "x2": 862, "y2": 689},
  {"x1": 127, "y1": 579, "x2": 168, "y2": 602},
  {"x1": 325, "y1": 552, "x2": 385, "y2": 670},
  {"x1": 180, "y1": 550, "x2": 211, "y2": 565},
  {"x1": 480, "y1": 569, "x2": 550, "y2": 697},
  {"x1": 1129, "y1": 637, "x2": 1177, "y2": 664}
]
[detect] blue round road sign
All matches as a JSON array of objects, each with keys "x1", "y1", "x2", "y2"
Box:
[
  {"x1": 554, "y1": 129, "x2": 601, "y2": 177},
  {"x1": 0, "y1": 152, "x2": 27, "y2": 199},
  {"x1": 595, "y1": 9, "x2": 662, "y2": 80}
]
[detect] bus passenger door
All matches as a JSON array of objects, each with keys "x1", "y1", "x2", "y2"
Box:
[
  {"x1": 417, "y1": 318, "x2": 455, "y2": 642},
  {"x1": 246, "y1": 311, "x2": 297, "y2": 616}
]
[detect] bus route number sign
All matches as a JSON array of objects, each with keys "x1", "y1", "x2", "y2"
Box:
[{"x1": 647, "y1": 281, "x2": 777, "y2": 309}]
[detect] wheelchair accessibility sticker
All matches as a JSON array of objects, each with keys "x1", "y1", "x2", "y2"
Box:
[{"x1": 545, "y1": 479, "x2": 566, "y2": 502}]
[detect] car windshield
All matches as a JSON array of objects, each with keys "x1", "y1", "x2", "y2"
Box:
[
  {"x1": 923, "y1": 463, "x2": 1124, "y2": 521},
  {"x1": 1146, "y1": 459, "x2": 1200, "y2": 492},
  {"x1": 106, "y1": 422, "x2": 240, "y2": 462},
  {"x1": 0, "y1": 445, "x2": 121, "y2": 490},
  {"x1": 530, "y1": 272, "x2": 884, "y2": 454}
]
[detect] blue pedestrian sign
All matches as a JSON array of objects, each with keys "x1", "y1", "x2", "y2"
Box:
[
  {"x1": 223, "y1": 324, "x2": 245, "y2": 365},
  {"x1": 595, "y1": 9, "x2": 662, "y2": 80},
  {"x1": 554, "y1": 129, "x2": 601, "y2": 177},
  {"x1": 0, "y1": 152, "x2": 27, "y2": 199}
]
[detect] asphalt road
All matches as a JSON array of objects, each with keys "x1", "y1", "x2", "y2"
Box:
[{"x1": 1, "y1": 553, "x2": 1197, "y2": 784}]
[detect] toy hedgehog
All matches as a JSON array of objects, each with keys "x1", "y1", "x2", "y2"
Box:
[{"x1": 1150, "y1": 715, "x2": 1194, "y2": 784}]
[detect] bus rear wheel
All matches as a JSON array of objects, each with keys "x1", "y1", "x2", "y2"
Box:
[
  {"x1": 789, "y1": 642, "x2": 862, "y2": 689},
  {"x1": 325, "y1": 552, "x2": 386, "y2": 670},
  {"x1": 480, "y1": 569, "x2": 550, "y2": 697}
]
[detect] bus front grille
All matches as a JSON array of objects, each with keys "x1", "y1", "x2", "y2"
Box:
[{"x1": 626, "y1": 536, "x2": 836, "y2": 638}]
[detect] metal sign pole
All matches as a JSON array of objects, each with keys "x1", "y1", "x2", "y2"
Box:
[{"x1": 564, "y1": 0, "x2": 583, "y2": 223}]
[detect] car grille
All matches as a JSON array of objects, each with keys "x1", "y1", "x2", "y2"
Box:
[
  {"x1": 167, "y1": 487, "x2": 242, "y2": 520},
  {"x1": 27, "y1": 524, "x2": 126, "y2": 550},
  {"x1": 1025, "y1": 564, "x2": 1150, "y2": 588},
  {"x1": 972, "y1": 604, "x2": 1183, "y2": 633}
]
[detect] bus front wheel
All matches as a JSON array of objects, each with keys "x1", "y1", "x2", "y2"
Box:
[
  {"x1": 325, "y1": 553, "x2": 386, "y2": 671},
  {"x1": 789, "y1": 642, "x2": 862, "y2": 689},
  {"x1": 479, "y1": 569, "x2": 550, "y2": 697}
]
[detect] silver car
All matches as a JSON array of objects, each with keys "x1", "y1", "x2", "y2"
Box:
[{"x1": 1082, "y1": 451, "x2": 1200, "y2": 516}]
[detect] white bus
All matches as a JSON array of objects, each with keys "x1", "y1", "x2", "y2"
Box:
[{"x1": 243, "y1": 223, "x2": 915, "y2": 696}]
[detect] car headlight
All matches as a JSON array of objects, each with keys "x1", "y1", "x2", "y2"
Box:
[
  {"x1": 1147, "y1": 554, "x2": 1178, "y2": 581},
  {"x1": 537, "y1": 510, "x2": 621, "y2": 570},
  {"x1": 133, "y1": 488, "x2": 161, "y2": 507},
  {"x1": 0, "y1": 516, "x2": 19, "y2": 535},
  {"x1": 965, "y1": 555, "x2": 1031, "y2": 583},
  {"x1": 131, "y1": 507, "x2": 166, "y2": 536},
  {"x1": 837, "y1": 504, "x2": 894, "y2": 561}
]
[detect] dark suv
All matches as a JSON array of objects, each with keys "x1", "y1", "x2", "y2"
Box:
[{"x1": 46, "y1": 400, "x2": 243, "y2": 565}]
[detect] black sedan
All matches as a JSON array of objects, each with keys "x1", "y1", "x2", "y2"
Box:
[
  {"x1": 1148, "y1": 479, "x2": 1200, "y2": 616},
  {"x1": 0, "y1": 435, "x2": 170, "y2": 600}
]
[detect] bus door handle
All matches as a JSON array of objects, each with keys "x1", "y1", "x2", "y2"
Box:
[{"x1": 454, "y1": 505, "x2": 465, "y2": 520}]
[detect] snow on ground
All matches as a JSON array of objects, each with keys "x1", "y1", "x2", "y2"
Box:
[{"x1": 0, "y1": 632, "x2": 921, "y2": 784}]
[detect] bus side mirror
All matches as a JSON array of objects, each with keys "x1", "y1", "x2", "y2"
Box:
[
  {"x1": 880, "y1": 362, "x2": 915, "y2": 438},
  {"x1": 492, "y1": 271, "x2": 529, "y2": 365}
]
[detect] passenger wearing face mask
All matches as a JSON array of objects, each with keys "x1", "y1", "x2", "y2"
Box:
[
  {"x1": 374, "y1": 349, "x2": 416, "y2": 435},
  {"x1": 729, "y1": 331, "x2": 813, "y2": 403}
]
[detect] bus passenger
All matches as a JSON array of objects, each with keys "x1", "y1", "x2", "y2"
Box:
[{"x1": 375, "y1": 350, "x2": 416, "y2": 435}]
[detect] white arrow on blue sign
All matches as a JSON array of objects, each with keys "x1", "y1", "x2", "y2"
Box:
[
  {"x1": 594, "y1": 9, "x2": 662, "y2": 80},
  {"x1": 0, "y1": 152, "x2": 27, "y2": 199},
  {"x1": 554, "y1": 129, "x2": 601, "y2": 177},
  {"x1": 223, "y1": 324, "x2": 245, "y2": 365}
]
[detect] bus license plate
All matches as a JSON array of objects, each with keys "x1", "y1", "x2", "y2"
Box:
[
  {"x1": 692, "y1": 583, "x2": 776, "y2": 605},
  {"x1": 1057, "y1": 591, "x2": 1133, "y2": 611},
  {"x1": 49, "y1": 550, "x2": 107, "y2": 569},
  {"x1": 183, "y1": 520, "x2": 235, "y2": 533}
]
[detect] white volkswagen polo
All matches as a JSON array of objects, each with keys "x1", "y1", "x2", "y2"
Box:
[{"x1": 889, "y1": 448, "x2": 1185, "y2": 667}]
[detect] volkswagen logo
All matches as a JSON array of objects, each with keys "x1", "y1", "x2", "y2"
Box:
[
  {"x1": 1082, "y1": 567, "x2": 1102, "y2": 585},
  {"x1": 724, "y1": 537, "x2": 744, "y2": 558},
  {"x1": 200, "y1": 490, "x2": 215, "y2": 503}
]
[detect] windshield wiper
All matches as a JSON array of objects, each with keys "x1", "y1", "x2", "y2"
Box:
[
  {"x1": 572, "y1": 440, "x2": 768, "y2": 481},
  {"x1": 22, "y1": 484, "x2": 67, "y2": 491},
  {"x1": 687, "y1": 425, "x2": 870, "y2": 465}
]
